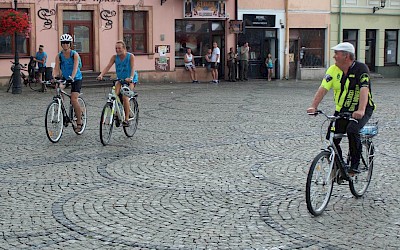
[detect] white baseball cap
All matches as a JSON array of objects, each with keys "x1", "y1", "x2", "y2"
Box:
[{"x1": 331, "y1": 42, "x2": 355, "y2": 54}]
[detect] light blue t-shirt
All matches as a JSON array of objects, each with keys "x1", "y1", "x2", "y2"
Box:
[
  {"x1": 35, "y1": 51, "x2": 47, "y2": 68},
  {"x1": 115, "y1": 52, "x2": 138, "y2": 83},
  {"x1": 59, "y1": 50, "x2": 82, "y2": 81}
]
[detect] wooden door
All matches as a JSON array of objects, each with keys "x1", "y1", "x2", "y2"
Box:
[{"x1": 63, "y1": 11, "x2": 93, "y2": 71}]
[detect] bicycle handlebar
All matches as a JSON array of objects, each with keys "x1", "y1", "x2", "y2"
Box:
[
  {"x1": 308, "y1": 110, "x2": 358, "y2": 123},
  {"x1": 43, "y1": 78, "x2": 73, "y2": 86}
]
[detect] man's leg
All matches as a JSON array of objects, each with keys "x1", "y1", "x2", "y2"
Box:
[{"x1": 347, "y1": 111, "x2": 372, "y2": 172}]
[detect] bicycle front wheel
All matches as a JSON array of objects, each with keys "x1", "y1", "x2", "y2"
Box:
[
  {"x1": 100, "y1": 103, "x2": 114, "y2": 146},
  {"x1": 306, "y1": 151, "x2": 334, "y2": 216},
  {"x1": 123, "y1": 97, "x2": 139, "y2": 137},
  {"x1": 29, "y1": 79, "x2": 43, "y2": 92},
  {"x1": 45, "y1": 101, "x2": 64, "y2": 143},
  {"x1": 72, "y1": 97, "x2": 87, "y2": 135},
  {"x1": 349, "y1": 140, "x2": 374, "y2": 197}
]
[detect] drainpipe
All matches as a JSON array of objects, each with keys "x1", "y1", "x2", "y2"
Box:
[
  {"x1": 338, "y1": 0, "x2": 342, "y2": 43},
  {"x1": 283, "y1": 0, "x2": 289, "y2": 79}
]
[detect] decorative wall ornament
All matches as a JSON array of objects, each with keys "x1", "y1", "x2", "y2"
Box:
[
  {"x1": 37, "y1": 8, "x2": 56, "y2": 30},
  {"x1": 135, "y1": 0, "x2": 144, "y2": 11},
  {"x1": 100, "y1": 9, "x2": 116, "y2": 30}
]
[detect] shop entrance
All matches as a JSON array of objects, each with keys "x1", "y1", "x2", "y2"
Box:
[
  {"x1": 63, "y1": 11, "x2": 93, "y2": 71},
  {"x1": 239, "y1": 29, "x2": 278, "y2": 79}
]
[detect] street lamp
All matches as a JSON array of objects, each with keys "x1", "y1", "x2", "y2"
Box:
[
  {"x1": 373, "y1": 0, "x2": 386, "y2": 13},
  {"x1": 12, "y1": 0, "x2": 22, "y2": 94}
]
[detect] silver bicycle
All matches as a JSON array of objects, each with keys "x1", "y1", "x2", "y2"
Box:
[{"x1": 100, "y1": 79, "x2": 139, "y2": 146}]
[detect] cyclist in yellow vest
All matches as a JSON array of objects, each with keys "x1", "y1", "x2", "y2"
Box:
[{"x1": 307, "y1": 42, "x2": 375, "y2": 175}]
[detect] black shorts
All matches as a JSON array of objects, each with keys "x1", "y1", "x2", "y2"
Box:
[
  {"x1": 38, "y1": 67, "x2": 46, "y2": 73},
  {"x1": 211, "y1": 62, "x2": 219, "y2": 69},
  {"x1": 65, "y1": 79, "x2": 83, "y2": 93}
]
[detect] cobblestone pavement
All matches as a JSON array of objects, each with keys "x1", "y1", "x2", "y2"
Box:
[{"x1": 0, "y1": 78, "x2": 399, "y2": 250}]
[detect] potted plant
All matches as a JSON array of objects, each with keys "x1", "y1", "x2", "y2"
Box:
[{"x1": 0, "y1": 9, "x2": 31, "y2": 37}]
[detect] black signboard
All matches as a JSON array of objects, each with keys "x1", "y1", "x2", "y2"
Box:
[{"x1": 243, "y1": 14, "x2": 275, "y2": 27}]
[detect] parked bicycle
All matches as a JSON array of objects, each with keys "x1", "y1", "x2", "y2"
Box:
[
  {"x1": 7, "y1": 57, "x2": 45, "y2": 92},
  {"x1": 305, "y1": 110, "x2": 378, "y2": 216},
  {"x1": 44, "y1": 78, "x2": 87, "y2": 143},
  {"x1": 100, "y1": 79, "x2": 139, "y2": 146}
]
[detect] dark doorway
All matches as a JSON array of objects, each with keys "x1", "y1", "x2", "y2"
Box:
[
  {"x1": 289, "y1": 39, "x2": 299, "y2": 79},
  {"x1": 365, "y1": 30, "x2": 376, "y2": 72}
]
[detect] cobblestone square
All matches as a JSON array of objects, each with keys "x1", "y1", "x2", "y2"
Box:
[{"x1": 0, "y1": 78, "x2": 399, "y2": 249}]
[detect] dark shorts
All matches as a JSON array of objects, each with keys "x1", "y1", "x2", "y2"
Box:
[
  {"x1": 211, "y1": 62, "x2": 219, "y2": 69},
  {"x1": 65, "y1": 79, "x2": 83, "y2": 93},
  {"x1": 38, "y1": 67, "x2": 46, "y2": 73}
]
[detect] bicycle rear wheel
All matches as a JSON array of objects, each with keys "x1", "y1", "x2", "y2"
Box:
[
  {"x1": 349, "y1": 140, "x2": 374, "y2": 197},
  {"x1": 123, "y1": 97, "x2": 139, "y2": 137},
  {"x1": 306, "y1": 151, "x2": 334, "y2": 216},
  {"x1": 72, "y1": 97, "x2": 87, "y2": 135},
  {"x1": 6, "y1": 76, "x2": 13, "y2": 93},
  {"x1": 100, "y1": 103, "x2": 114, "y2": 145},
  {"x1": 45, "y1": 101, "x2": 64, "y2": 143}
]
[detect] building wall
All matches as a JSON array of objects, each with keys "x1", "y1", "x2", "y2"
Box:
[
  {"x1": 330, "y1": 0, "x2": 400, "y2": 77},
  {"x1": 0, "y1": 0, "x2": 236, "y2": 84}
]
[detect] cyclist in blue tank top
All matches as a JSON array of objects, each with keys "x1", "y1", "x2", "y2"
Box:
[
  {"x1": 97, "y1": 40, "x2": 138, "y2": 127},
  {"x1": 53, "y1": 34, "x2": 84, "y2": 133}
]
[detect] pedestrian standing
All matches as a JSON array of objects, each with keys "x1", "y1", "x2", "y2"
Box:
[
  {"x1": 265, "y1": 53, "x2": 276, "y2": 81},
  {"x1": 227, "y1": 47, "x2": 237, "y2": 82},
  {"x1": 240, "y1": 42, "x2": 249, "y2": 81},
  {"x1": 210, "y1": 41, "x2": 220, "y2": 84}
]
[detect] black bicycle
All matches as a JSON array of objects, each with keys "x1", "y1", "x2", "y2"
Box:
[
  {"x1": 306, "y1": 110, "x2": 378, "y2": 216},
  {"x1": 6, "y1": 58, "x2": 43, "y2": 92},
  {"x1": 44, "y1": 79, "x2": 87, "y2": 143}
]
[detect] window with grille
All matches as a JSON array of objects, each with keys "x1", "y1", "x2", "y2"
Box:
[
  {"x1": 343, "y1": 29, "x2": 358, "y2": 58},
  {"x1": 123, "y1": 11, "x2": 147, "y2": 53},
  {"x1": 384, "y1": 30, "x2": 398, "y2": 65}
]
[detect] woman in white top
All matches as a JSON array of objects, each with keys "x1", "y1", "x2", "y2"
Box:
[{"x1": 184, "y1": 48, "x2": 198, "y2": 83}]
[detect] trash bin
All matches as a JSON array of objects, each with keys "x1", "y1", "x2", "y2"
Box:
[{"x1": 45, "y1": 67, "x2": 53, "y2": 81}]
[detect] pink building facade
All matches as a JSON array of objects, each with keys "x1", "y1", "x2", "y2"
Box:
[{"x1": 0, "y1": 0, "x2": 236, "y2": 85}]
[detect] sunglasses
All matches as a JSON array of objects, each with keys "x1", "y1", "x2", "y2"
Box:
[{"x1": 61, "y1": 41, "x2": 71, "y2": 45}]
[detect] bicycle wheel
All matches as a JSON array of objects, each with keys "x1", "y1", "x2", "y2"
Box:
[
  {"x1": 100, "y1": 103, "x2": 114, "y2": 145},
  {"x1": 6, "y1": 75, "x2": 13, "y2": 93},
  {"x1": 349, "y1": 140, "x2": 374, "y2": 197},
  {"x1": 28, "y1": 79, "x2": 43, "y2": 92},
  {"x1": 72, "y1": 97, "x2": 87, "y2": 135},
  {"x1": 306, "y1": 151, "x2": 334, "y2": 216},
  {"x1": 45, "y1": 101, "x2": 64, "y2": 143},
  {"x1": 123, "y1": 97, "x2": 139, "y2": 137}
]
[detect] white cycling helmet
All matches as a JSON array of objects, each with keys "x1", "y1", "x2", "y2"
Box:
[{"x1": 60, "y1": 34, "x2": 73, "y2": 42}]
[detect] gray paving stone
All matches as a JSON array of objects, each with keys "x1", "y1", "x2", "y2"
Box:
[{"x1": 0, "y1": 78, "x2": 399, "y2": 249}]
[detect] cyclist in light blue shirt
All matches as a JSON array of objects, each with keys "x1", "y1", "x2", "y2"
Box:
[
  {"x1": 97, "y1": 40, "x2": 138, "y2": 127},
  {"x1": 53, "y1": 34, "x2": 83, "y2": 133}
]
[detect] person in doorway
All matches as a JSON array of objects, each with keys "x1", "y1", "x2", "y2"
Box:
[
  {"x1": 53, "y1": 34, "x2": 84, "y2": 133},
  {"x1": 240, "y1": 42, "x2": 250, "y2": 81},
  {"x1": 204, "y1": 48, "x2": 212, "y2": 72},
  {"x1": 307, "y1": 42, "x2": 376, "y2": 175},
  {"x1": 184, "y1": 48, "x2": 198, "y2": 83},
  {"x1": 97, "y1": 40, "x2": 138, "y2": 127},
  {"x1": 265, "y1": 53, "x2": 276, "y2": 81},
  {"x1": 211, "y1": 41, "x2": 220, "y2": 84},
  {"x1": 227, "y1": 47, "x2": 237, "y2": 82},
  {"x1": 34, "y1": 45, "x2": 47, "y2": 91}
]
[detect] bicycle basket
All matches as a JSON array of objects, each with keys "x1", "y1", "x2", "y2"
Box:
[
  {"x1": 120, "y1": 86, "x2": 136, "y2": 97},
  {"x1": 360, "y1": 120, "x2": 378, "y2": 137}
]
